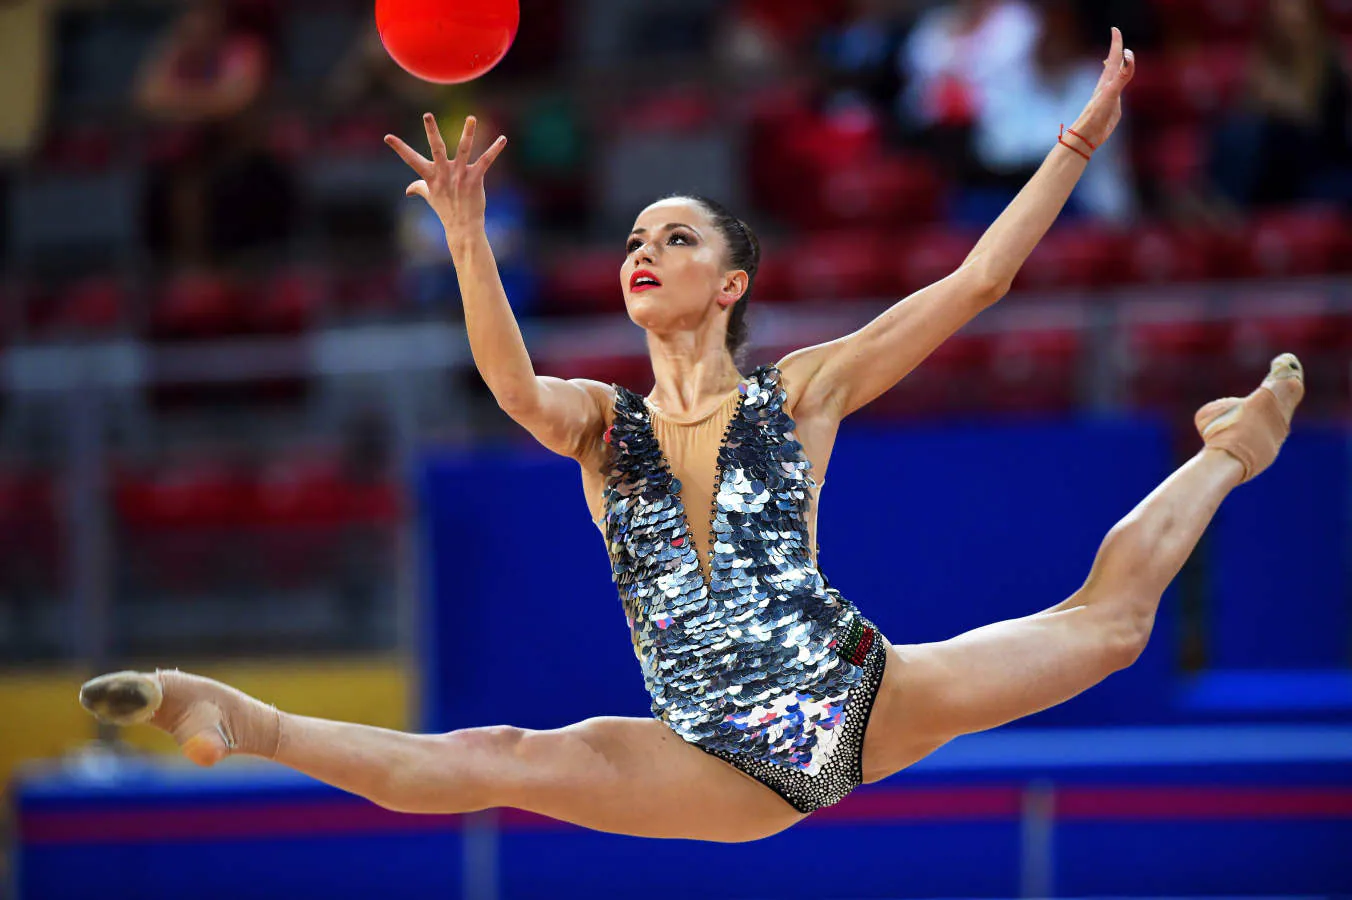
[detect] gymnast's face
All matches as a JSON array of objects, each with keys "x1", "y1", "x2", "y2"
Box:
[{"x1": 621, "y1": 198, "x2": 744, "y2": 338}]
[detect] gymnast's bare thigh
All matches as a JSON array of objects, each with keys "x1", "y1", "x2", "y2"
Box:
[
  {"x1": 861, "y1": 601, "x2": 1126, "y2": 783},
  {"x1": 501, "y1": 716, "x2": 805, "y2": 841}
]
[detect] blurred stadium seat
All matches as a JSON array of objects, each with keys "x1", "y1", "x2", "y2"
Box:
[{"x1": 789, "y1": 231, "x2": 897, "y2": 301}]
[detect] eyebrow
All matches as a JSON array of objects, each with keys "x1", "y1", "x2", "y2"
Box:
[{"x1": 628, "y1": 223, "x2": 699, "y2": 237}]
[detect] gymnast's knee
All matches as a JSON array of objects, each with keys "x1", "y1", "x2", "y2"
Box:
[
  {"x1": 1070, "y1": 586, "x2": 1156, "y2": 672},
  {"x1": 1099, "y1": 595, "x2": 1155, "y2": 671},
  {"x1": 376, "y1": 726, "x2": 528, "y2": 814}
]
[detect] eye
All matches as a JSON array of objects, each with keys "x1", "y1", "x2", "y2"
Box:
[
  {"x1": 668, "y1": 232, "x2": 694, "y2": 246},
  {"x1": 626, "y1": 238, "x2": 643, "y2": 253}
]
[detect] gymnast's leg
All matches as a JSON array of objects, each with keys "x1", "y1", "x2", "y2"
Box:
[
  {"x1": 861, "y1": 355, "x2": 1305, "y2": 780},
  {"x1": 79, "y1": 670, "x2": 803, "y2": 842}
]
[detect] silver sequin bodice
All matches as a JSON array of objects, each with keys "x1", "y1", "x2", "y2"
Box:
[{"x1": 602, "y1": 365, "x2": 868, "y2": 775}]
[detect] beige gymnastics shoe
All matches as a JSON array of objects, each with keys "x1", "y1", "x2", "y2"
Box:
[{"x1": 1194, "y1": 353, "x2": 1305, "y2": 483}]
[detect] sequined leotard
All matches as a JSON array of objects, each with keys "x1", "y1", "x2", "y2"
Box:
[{"x1": 601, "y1": 364, "x2": 887, "y2": 813}]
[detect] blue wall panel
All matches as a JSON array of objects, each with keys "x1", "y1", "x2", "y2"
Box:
[
  {"x1": 1056, "y1": 820, "x2": 1352, "y2": 897},
  {"x1": 495, "y1": 822, "x2": 1022, "y2": 899},
  {"x1": 1210, "y1": 426, "x2": 1351, "y2": 668}
]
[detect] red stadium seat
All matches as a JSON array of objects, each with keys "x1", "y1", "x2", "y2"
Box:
[
  {"x1": 1015, "y1": 226, "x2": 1125, "y2": 290},
  {"x1": 558, "y1": 355, "x2": 653, "y2": 392},
  {"x1": 1137, "y1": 123, "x2": 1207, "y2": 191},
  {"x1": 894, "y1": 227, "x2": 981, "y2": 295},
  {"x1": 1128, "y1": 46, "x2": 1248, "y2": 125},
  {"x1": 251, "y1": 268, "x2": 325, "y2": 334},
  {"x1": 153, "y1": 272, "x2": 242, "y2": 340},
  {"x1": 745, "y1": 88, "x2": 816, "y2": 211},
  {"x1": 859, "y1": 332, "x2": 994, "y2": 421},
  {"x1": 817, "y1": 156, "x2": 942, "y2": 228},
  {"x1": 1125, "y1": 225, "x2": 1215, "y2": 284},
  {"x1": 771, "y1": 108, "x2": 886, "y2": 226},
  {"x1": 1230, "y1": 311, "x2": 1352, "y2": 413},
  {"x1": 50, "y1": 276, "x2": 128, "y2": 335},
  {"x1": 1152, "y1": 0, "x2": 1267, "y2": 42},
  {"x1": 1242, "y1": 210, "x2": 1352, "y2": 278},
  {"x1": 1127, "y1": 315, "x2": 1235, "y2": 411},
  {"x1": 613, "y1": 87, "x2": 715, "y2": 133},
  {"x1": 0, "y1": 470, "x2": 59, "y2": 571},
  {"x1": 541, "y1": 249, "x2": 621, "y2": 316},
  {"x1": 787, "y1": 106, "x2": 884, "y2": 166},
  {"x1": 331, "y1": 266, "x2": 401, "y2": 316},
  {"x1": 114, "y1": 459, "x2": 263, "y2": 594},
  {"x1": 990, "y1": 329, "x2": 1083, "y2": 413},
  {"x1": 750, "y1": 246, "x2": 793, "y2": 304},
  {"x1": 116, "y1": 460, "x2": 258, "y2": 530},
  {"x1": 789, "y1": 231, "x2": 897, "y2": 301},
  {"x1": 258, "y1": 456, "x2": 396, "y2": 527}
]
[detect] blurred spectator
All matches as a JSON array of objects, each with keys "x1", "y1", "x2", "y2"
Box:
[
  {"x1": 326, "y1": 29, "x2": 440, "y2": 118},
  {"x1": 0, "y1": 0, "x2": 54, "y2": 265},
  {"x1": 815, "y1": 0, "x2": 905, "y2": 115},
  {"x1": 1207, "y1": 0, "x2": 1352, "y2": 209},
  {"x1": 972, "y1": 0, "x2": 1138, "y2": 223},
  {"x1": 896, "y1": 0, "x2": 1040, "y2": 170},
  {"x1": 0, "y1": 0, "x2": 53, "y2": 159},
  {"x1": 136, "y1": 0, "x2": 293, "y2": 267}
]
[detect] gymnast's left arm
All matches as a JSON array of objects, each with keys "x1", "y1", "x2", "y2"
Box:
[{"x1": 782, "y1": 28, "x2": 1136, "y2": 421}]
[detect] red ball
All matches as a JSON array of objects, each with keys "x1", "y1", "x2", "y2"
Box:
[{"x1": 376, "y1": 0, "x2": 519, "y2": 84}]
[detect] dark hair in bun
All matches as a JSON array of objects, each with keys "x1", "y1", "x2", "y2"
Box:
[{"x1": 668, "y1": 194, "x2": 760, "y2": 361}]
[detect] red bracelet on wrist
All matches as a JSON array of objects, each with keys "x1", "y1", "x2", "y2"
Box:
[{"x1": 1057, "y1": 123, "x2": 1095, "y2": 161}]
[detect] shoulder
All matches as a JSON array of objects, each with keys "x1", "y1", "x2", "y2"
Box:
[
  {"x1": 570, "y1": 378, "x2": 618, "y2": 407},
  {"x1": 566, "y1": 377, "x2": 619, "y2": 441},
  {"x1": 773, "y1": 346, "x2": 842, "y2": 422}
]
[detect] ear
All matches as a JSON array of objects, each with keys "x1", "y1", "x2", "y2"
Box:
[{"x1": 716, "y1": 270, "x2": 749, "y2": 309}]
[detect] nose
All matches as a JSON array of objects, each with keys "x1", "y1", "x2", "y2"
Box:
[{"x1": 632, "y1": 240, "x2": 656, "y2": 265}]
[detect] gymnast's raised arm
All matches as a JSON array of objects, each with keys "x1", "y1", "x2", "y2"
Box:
[
  {"x1": 386, "y1": 114, "x2": 610, "y2": 460},
  {"x1": 782, "y1": 28, "x2": 1137, "y2": 422}
]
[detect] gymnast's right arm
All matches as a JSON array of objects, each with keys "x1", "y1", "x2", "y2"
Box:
[{"x1": 385, "y1": 113, "x2": 608, "y2": 460}]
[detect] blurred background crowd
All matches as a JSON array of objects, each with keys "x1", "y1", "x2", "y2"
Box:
[{"x1": 1, "y1": 0, "x2": 1351, "y2": 821}]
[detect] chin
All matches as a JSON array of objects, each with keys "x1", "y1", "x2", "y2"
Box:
[{"x1": 624, "y1": 293, "x2": 666, "y2": 325}]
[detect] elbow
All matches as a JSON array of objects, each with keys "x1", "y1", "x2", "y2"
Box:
[
  {"x1": 980, "y1": 275, "x2": 1013, "y2": 307},
  {"x1": 968, "y1": 270, "x2": 1011, "y2": 308},
  {"x1": 958, "y1": 257, "x2": 1011, "y2": 308}
]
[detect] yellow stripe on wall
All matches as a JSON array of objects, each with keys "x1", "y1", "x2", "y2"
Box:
[{"x1": 0, "y1": 657, "x2": 410, "y2": 793}]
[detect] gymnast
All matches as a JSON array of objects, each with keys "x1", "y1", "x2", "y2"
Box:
[{"x1": 82, "y1": 29, "x2": 1306, "y2": 842}]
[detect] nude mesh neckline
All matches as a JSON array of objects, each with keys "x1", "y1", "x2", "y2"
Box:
[{"x1": 643, "y1": 384, "x2": 742, "y2": 426}]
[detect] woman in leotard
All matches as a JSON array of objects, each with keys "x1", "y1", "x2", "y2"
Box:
[{"x1": 81, "y1": 30, "x2": 1307, "y2": 841}]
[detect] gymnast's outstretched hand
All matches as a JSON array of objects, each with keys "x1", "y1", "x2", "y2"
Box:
[
  {"x1": 383, "y1": 114, "x2": 607, "y2": 462},
  {"x1": 1068, "y1": 26, "x2": 1137, "y2": 148},
  {"x1": 384, "y1": 114, "x2": 508, "y2": 245}
]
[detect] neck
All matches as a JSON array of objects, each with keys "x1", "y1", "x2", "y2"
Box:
[{"x1": 645, "y1": 328, "x2": 743, "y2": 418}]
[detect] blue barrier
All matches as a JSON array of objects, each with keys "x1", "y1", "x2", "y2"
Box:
[
  {"x1": 1210, "y1": 425, "x2": 1350, "y2": 669},
  {"x1": 14, "y1": 726, "x2": 1352, "y2": 899}
]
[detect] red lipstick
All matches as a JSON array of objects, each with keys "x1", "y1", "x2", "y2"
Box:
[{"x1": 630, "y1": 269, "x2": 662, "y2": 292}]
